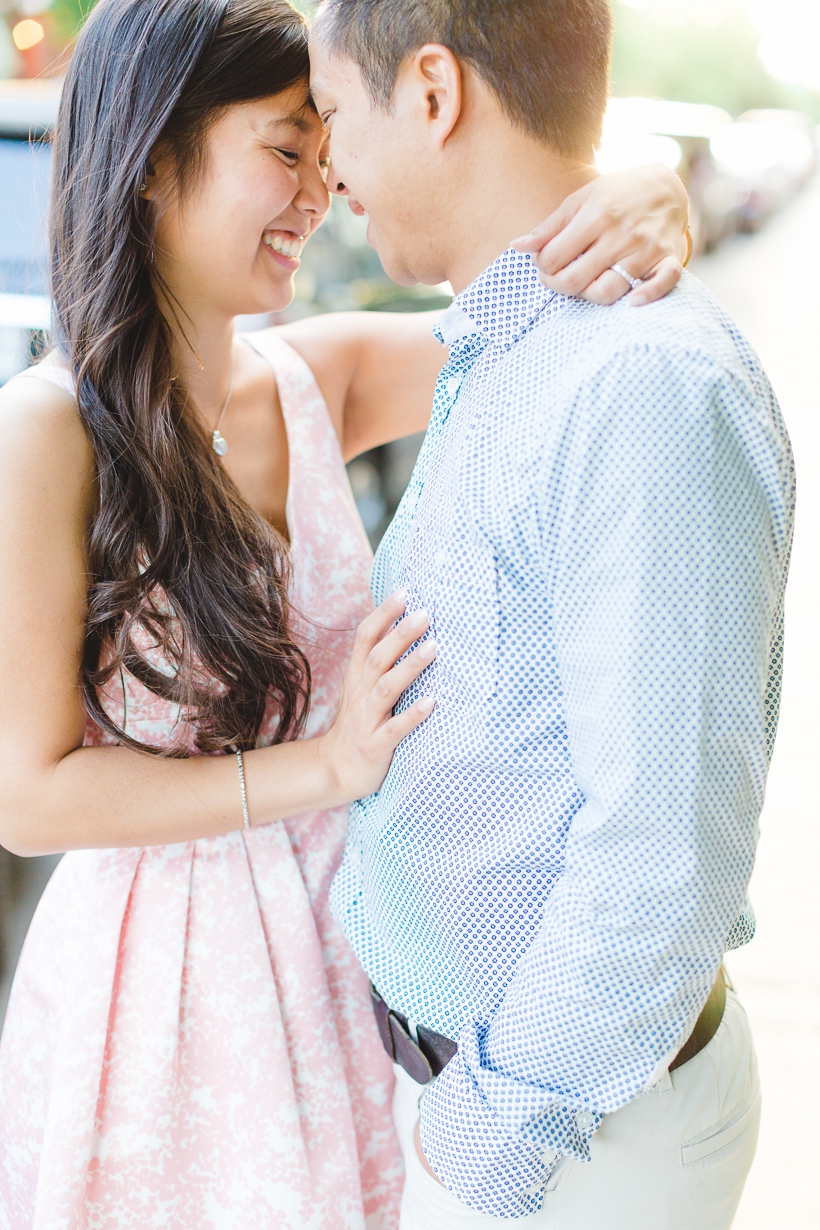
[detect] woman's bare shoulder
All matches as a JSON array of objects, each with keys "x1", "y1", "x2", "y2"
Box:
[
  {"x1": 1, "y1": 354, "x2": 76, "y2": 413},
  {"x1": 0, "y1": 359, "x2": 94, "y2": 502}
]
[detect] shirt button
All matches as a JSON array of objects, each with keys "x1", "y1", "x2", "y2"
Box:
[
  {"x1": 575, "y1": 1111, "x2": 594, "y2": 1133},
  {"x1": 434, "y1": 550, "x2": 449, "y2": 567},
  {"x1": 446, "y1": 375, "x2": 462, "y2": 397}
]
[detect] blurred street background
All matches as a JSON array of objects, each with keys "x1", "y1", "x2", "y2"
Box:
[
  {"x1": 0, "y1": 2, "x2": 818, "y2": 1225},
  {"x1": 692, "y1": 180, "x2": 820, "y2": 1230}
]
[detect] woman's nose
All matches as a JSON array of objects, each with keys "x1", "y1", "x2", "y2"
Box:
[{"x1": 295, "y1": 166, "x2": 331, "y2": 221}]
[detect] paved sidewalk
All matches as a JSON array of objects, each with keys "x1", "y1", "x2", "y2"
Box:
[{"x1": 694, "y1": 178, "x2": 820, "y2": 1229}]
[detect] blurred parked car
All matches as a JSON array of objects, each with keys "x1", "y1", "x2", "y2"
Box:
[
  {"x1": 598, "y1": 97, "x2": 817, "y2": 255},
  {"x1": 710, "y1": 109, "x2": 817, "y2": 233},
  {"x1": 0, "y1": 77, "x2": 59, "y2": 386},
  {"x1": 598, "y1": 98, "x2": 740, "y2": 253}
]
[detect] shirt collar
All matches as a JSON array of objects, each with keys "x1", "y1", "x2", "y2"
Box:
[
  {"x1": 452, "y1": 248, "x2": 558, "y2": 353},
  {"x1": 437, "y1": 298, "x2": 479, "y2": 347}
]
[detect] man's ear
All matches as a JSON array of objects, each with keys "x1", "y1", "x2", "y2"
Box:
[{"x1": 405, "y1": 44, "x2": 463, "y2": 148}]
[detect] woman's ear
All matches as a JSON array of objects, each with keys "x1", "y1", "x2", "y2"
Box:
[
  {"x1": 141, "y1": 146, "x2": 179, "y2": 204},
  {"x1": 139, "y1": 158, "x2": 157, "y2": 199}
]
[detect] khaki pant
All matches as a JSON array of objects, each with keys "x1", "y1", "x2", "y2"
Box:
[{"x1": 395, "y1": 988, "x2": 760, "y2": 1229}]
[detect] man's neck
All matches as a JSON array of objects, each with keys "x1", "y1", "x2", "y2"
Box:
[{"x1": 441, "y1": 140, "x2": 597, "y2": 296}]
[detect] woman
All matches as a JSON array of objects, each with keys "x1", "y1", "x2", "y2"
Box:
[{"x1": 0, "y1": 1, "x2": 689, "y2": 1227}]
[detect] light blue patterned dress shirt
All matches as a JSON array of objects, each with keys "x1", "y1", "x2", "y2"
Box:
[{"x1": 330, "y1": 253, "x2": 794, "y2": 1218}]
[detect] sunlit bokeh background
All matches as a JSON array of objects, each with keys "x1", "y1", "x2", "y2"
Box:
[{"x1": 0, "y1": 5, "x2": 817, "y2": 1227}]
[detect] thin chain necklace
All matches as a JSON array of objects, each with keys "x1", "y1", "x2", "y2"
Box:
[{"x1": 210, "y1": 354, "x2": 235, "y2": 456}]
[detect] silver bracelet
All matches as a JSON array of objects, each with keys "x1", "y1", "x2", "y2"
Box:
[{"x1": 236, "y1": 749, "x2": 250, "y2": 830}]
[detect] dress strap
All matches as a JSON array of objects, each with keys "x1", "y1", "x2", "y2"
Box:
[
  {"x1": 239, "y1": 328, "x2": 349, "y2": 480},
  {"x1": 239, "y1": 329, "x2": 339, "y2": 436},
  {"x1": 239, "y1": 329, "x2": 370, "y2": 579},
  {"x1": 9, "y1": 362, "x2": 76, "y2": 398}
]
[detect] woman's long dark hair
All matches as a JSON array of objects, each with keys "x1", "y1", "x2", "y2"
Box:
[{"x1": 51, "y1": 0, "x2": 313, "y2": 754}]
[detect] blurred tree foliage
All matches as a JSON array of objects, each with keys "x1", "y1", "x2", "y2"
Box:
[
  {"x1": 50, "y1": 0, "x2": 95, "y2": 41},
  {"x1": 49, "y1": 0, "x2": 315, "y2": 39},
  {"x1": 39, "y1": 0, "x2": 820, "y2": 123},
  {"x1": 611, "y1": 1, "x2": 820, "y2": 118}
]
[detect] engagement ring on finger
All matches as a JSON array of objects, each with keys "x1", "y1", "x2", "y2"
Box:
[{"x1": 609, "y1": 263, "x2": 643, "y2": 291}]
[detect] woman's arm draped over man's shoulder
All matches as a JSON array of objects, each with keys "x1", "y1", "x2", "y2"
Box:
[{"x1": 277, "y1": 162, "x2": 690, "y2": 459}]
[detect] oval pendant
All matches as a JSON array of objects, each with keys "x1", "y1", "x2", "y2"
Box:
[{"x1": 212, "y1": 430, "x2": 228, "y2": 457}]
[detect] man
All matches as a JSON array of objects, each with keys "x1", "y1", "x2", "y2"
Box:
[{"x1": 311, "y1": 2, "x2": 794, "y2": 1226}]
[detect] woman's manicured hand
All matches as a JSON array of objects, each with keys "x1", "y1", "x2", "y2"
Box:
[
  {"x1": 512, "y1": 162, "x2": 689, "y2": 306},
  {"x1": 319, "y1": 590, "x2": 436, "y2": 803}
]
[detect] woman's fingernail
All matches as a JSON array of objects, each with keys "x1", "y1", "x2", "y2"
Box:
[
  {"x1": 417, "y1": 696, "x2": 436, "y2": 713},
  {"x1": 410, "y1": 609, "x2": 429, "y2": 629},
  {"x1": 511, "y1": 233, "x2": 532, "y2": 245},
  {"x1": 628, "y1": 295, "x2": 647, "y2": 307},
  {"x1": 390, "y1": 588, "x2": 408, "y2": 604},
  {"x1": 418, "y1": 638, "x2": 437, "y2": 660}
]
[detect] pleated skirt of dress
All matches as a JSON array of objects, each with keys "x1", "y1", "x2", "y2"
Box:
[{"x1": 0, "y1": 812, "x2": 402, "y2": 1230}]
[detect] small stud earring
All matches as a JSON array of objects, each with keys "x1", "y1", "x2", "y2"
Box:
[{"x1": 139, "y1": 180, "x2": 148, "y2": 192}]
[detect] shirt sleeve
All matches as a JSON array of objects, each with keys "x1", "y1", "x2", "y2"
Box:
[{"x1": 419, "y1": 343, "x2": 793, "y2": 1217}]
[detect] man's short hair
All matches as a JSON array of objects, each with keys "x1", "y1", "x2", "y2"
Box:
[{"x1": 316, "y1": 0, "x2": 612, "y2": 158}]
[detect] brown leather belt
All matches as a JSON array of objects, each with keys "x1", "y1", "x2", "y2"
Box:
[
  {"x1": 370, "y1": 984, "x2": 457, "y2": 1085},
  {"x1": 669, "y1": 966, "x2": 726, "y2": 1071},
  {"x1": 371, "y1": 967, "x2": 726, "y2": 1086}
]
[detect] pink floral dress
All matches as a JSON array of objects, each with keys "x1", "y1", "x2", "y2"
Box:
[{"x1": 0, "y1": 334, "x2": 402, "y2": 1230}]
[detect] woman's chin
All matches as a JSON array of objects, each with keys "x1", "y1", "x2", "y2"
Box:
[
  {"x1": 234, "y1": 281, "x2": 296, "y2": 320},
  {"x1": 262, "y1": 273, "x2": 297, "y2": 313}
]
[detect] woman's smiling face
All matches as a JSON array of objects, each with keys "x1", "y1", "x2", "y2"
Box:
[{"x1": 150, "y1": 84, "x2": 330, "y2": 321}]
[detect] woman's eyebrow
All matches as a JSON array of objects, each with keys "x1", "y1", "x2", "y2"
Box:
[
  {"x1": 307, "y1": 85, "x2": 325, "y2": 113},
  {"x1": 264, "y1": 110, "x2": 314, "y2": 133}
]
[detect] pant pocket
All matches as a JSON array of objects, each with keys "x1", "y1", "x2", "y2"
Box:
[{"x1": 681, "y1": 1085, "x2": 761, "y2": 1166}]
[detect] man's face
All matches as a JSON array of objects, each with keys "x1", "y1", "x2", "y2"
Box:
[{"x1": 309, "y1": 27, "x2": 446, "y2": 287}]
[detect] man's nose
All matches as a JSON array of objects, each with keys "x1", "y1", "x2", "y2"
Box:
[{"x1": 327, "y1": 157, "x2": 348, "y2": 197}]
